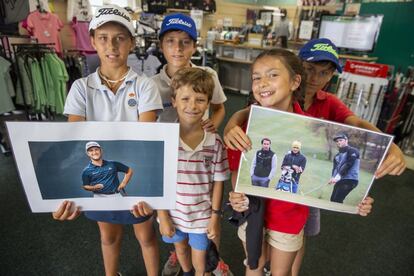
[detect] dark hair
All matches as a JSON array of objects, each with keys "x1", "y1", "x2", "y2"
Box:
[
  {"x1": 261, "y1": 138, "x2": 271, "y2": 144},
  {"x1": 159, "y1": 30, "x2": 197, "y2": 44},
  {"x1": 305, "y1": 60, "x2": 336, "y2": 71},
  {"x1": 252, "y1": 48, "x2": 306, "y2": 105},
  {"x1": 171, "y1": 67, "x2": 214, "y2": 100},
  {"x1": 89, "y1": 22, "x2": 133, "y2": 38}
]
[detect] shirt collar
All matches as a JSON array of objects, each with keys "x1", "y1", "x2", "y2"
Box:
[
  {"x1": 179, "y1": 131, "x2": 216, "y2": 152},
  {"x1": 292, "y1": 101, "x2": 305, "y2": 115},
  {"x1": 87, "y1": 67, "x2": 137, "y2": 90},
  {"x1": 160, "y1": 62, "x2": 197, "y2": 85}
]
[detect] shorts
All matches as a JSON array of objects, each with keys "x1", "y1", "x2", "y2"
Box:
[
  {"x1": 85, "y1": 193, "x2": 151, "y2": 224},
  {"x1": 304, "y1": 207, "x2": 320, "y2": 237},
  {"x1": 237, "y1": 222, "x2": 303, "y2": 252},
  {"x1": 162, "y1": 229, "x2": 210, "y2": 251}
]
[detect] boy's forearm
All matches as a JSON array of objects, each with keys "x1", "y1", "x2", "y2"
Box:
[
  {"x1": 211, "y1": 181, "x2": 224, "y2": 211},
  {"x1": 139, "y1": 111, "x2": 157, "y2": 122},
  {"x1": 210, "y1": 103, "x2": 225, "y2": 129},
  {"x1": 157, "y1": 210, "x2": 170, "y2": 221}
]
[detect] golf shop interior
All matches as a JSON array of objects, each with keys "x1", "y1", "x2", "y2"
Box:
[{"x1": 0, "y1": 0, "x2": 413, "y2": 275}]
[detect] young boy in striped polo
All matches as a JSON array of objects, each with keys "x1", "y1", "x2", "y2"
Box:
[{"x1": 157, "y1": 67, "x2": 229, "y2": 276}]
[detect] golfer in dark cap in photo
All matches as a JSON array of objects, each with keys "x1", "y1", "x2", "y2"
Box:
[{"x1": 329, "y1": 133, "x2": 360, "y2": 203}]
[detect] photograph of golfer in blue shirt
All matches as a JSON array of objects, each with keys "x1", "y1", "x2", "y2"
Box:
[{"x1": 82, "y1": 141, "x2": 133, "y2": 197}]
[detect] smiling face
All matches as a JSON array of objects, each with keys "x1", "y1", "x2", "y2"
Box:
[
  {"x1": 303, "y1": 61, "x2": 335, "y2": 96},
  {"x1": 172, "y1": 85, "x2": 209, "y2": 126},
  {"x1": 86, "y1": 147, "x2": 102, "y2": 161},
  {"x1": 251, "y1": 56, "x2": 301, "y2": 111},
  {"x1": 90, "y1": 22, "x2": 134, "y2": 70},
  {"x1": 160, "y1": 31, "x2": 196, "y2": 71},
  {"x1": 291, "y1": 146, "x2": 300, "y2": 154}
]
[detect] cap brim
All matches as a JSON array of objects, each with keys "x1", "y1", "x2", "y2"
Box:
[{"x1": 307, "y1": 55, "x2": 342, "y2": 73}]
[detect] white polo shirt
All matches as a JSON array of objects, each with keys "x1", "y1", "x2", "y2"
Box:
[
  {"x1": 169, "y1": 132, "x2": 229, "y2": 233},
  {"x1": 64, "y1": 69, "x2": 163, "y2": 121},
  {"x1": 151, "y1": 63, "x2": 227, "y2": 123}
]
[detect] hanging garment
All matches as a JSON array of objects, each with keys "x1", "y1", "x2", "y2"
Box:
[
  {"x1": 28, "y1": 57, "x2": 47, "y2": 112},
  {"x1": 15, "y1": 55, "x2": 34, "y2": 106},
  {"x1": 127, "y1": 54, "x2": 161, "y2": 77},
  {"x1": 43, "y1": 53, "x2": 69, "y2": 114},
  {"x1": 0, "y1": 57, "x2": 16, "y2": 114},
  {"x1": 3, "y1": 0, "x2": 30, "y2": 24},
  {"x1": 26, "y1": 11, "x2": 64, "y2": 53},
  {"x1": 67, "y1": 0, "x2": 92, "y2": 22},
  {"x1": 71, "y1": 19, "x2": 95, "y2": 53},
  {"x1": 28, "y1": 0, "x2": 50, "y2": 12}
]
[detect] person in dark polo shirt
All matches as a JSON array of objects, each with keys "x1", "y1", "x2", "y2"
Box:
[{"x1": 250, "y1": 138, "x2": 277, "y2": 187}]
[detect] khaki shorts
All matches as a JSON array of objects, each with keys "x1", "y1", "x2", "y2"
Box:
[{"x1": 237, "y1": 222, "x2": 303, "y2": 252}]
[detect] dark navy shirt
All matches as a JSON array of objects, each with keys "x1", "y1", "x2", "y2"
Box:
[{"x1": 82, "y1": 160, "x2": 129, "y2": 194}]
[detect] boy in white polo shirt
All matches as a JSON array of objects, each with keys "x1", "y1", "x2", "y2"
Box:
[
  {"x1": 157, "y1": 67, "x2": 229, "y2": 276},
  {"x1": 52, "y1": 5, "x2": 163, "y2": 276},
  {"x1": 153, "y1": 13, "x2": 227, "y2": 132}
]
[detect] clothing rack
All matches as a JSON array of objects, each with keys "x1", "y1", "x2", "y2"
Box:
[
  {"x1": 0, "y1": 34, "x2": 32, "y2": 60},
  {"x1": 11, "y1": 43, "x2": 56, "y2": 120}
]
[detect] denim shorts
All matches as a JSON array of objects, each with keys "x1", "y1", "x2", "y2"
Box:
[{"x1": 162, "y1": 229, "x2": 210, "y2": 251}]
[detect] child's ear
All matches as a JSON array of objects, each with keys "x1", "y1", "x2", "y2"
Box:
[
  {"x1": 90, "y1": 36, "x2": 97, "y2": 50},
  {"x1": 171, "y1": 96, "x2": 176, "y2": 108},
  {"x1": 291, "y1": 74, "x2": 302, "y2": 92}
]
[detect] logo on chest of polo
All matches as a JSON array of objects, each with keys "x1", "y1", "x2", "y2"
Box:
[
  {"x1": 127, "y1": 92, "x2": 137, "y2": 107},
  {"x1": 203, "y1": 155, "x2": 213, "y2": 169}
]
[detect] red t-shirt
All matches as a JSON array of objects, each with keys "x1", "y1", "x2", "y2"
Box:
[
  {"x1": 264, "y1": 102, "x2": 309, "y2": 234},
  {"x1": 305, "y1": 90, "x2": 354, "y2": 123},
  {"x1": 227, "y1": 102, "x2": 309, "y2": 234}
]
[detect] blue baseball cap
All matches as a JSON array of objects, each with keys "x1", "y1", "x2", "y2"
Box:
[
  {"x1": 299, "y1": 38, "x2": 342, "y2": 73},
  {"x1": 159, "y1": 13, "x2": 197, "y2": 41}
]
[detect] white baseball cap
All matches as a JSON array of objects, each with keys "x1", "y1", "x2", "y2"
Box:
[
  {"x1": 89, "y1": 5, "x2": 135, "y2": 36},
  {"x1": 85, "y1": 141, "x2": 101, "y2": 152}
]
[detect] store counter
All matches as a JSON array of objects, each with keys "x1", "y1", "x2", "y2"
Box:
[
  {"x1": 213, "y1": 41, "x2": 301, "y2": 93},
  {"x1": 214, "y1": 40, "x2": 378, "y2": 94}
]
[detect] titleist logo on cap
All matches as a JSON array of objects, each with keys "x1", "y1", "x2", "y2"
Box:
[
  {"x1": 96, "y1": 7, "x2": 130, "y2": 22},
  {"x1": 166, "y1": 18, "x2": 192, "y2": 28}
]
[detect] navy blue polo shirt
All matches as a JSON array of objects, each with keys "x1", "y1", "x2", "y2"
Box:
[{"x1": 82, "y1": 160, "x2": 129, "y2": 194}]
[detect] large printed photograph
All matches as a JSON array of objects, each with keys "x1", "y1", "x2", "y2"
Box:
[
  {"x1": 235, "y1": 105, "x2": 393, "y2": 213},
  {"x1": 6, "y1": 121, "x2": 179, "y2": 212}
]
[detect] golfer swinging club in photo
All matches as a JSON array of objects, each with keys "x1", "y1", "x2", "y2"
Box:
[
  {"x1": 329, "y1": 133, "x2": 360, "y2": 203},
  {"x1": 82, "y1": 141, "x2": 133, "y2": 197},
  {"x1": 276, "y1": 141, "x2": 307, "y2": 193}
]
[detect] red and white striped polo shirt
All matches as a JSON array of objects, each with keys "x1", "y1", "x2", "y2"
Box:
[{"x1": 169, "y1": 132, "x2": 229, "y2": 234}]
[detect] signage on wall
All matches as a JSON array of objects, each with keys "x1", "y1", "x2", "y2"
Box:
[{"x1": 223, "y1": 17, "x2": 233, "y2": 27}]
